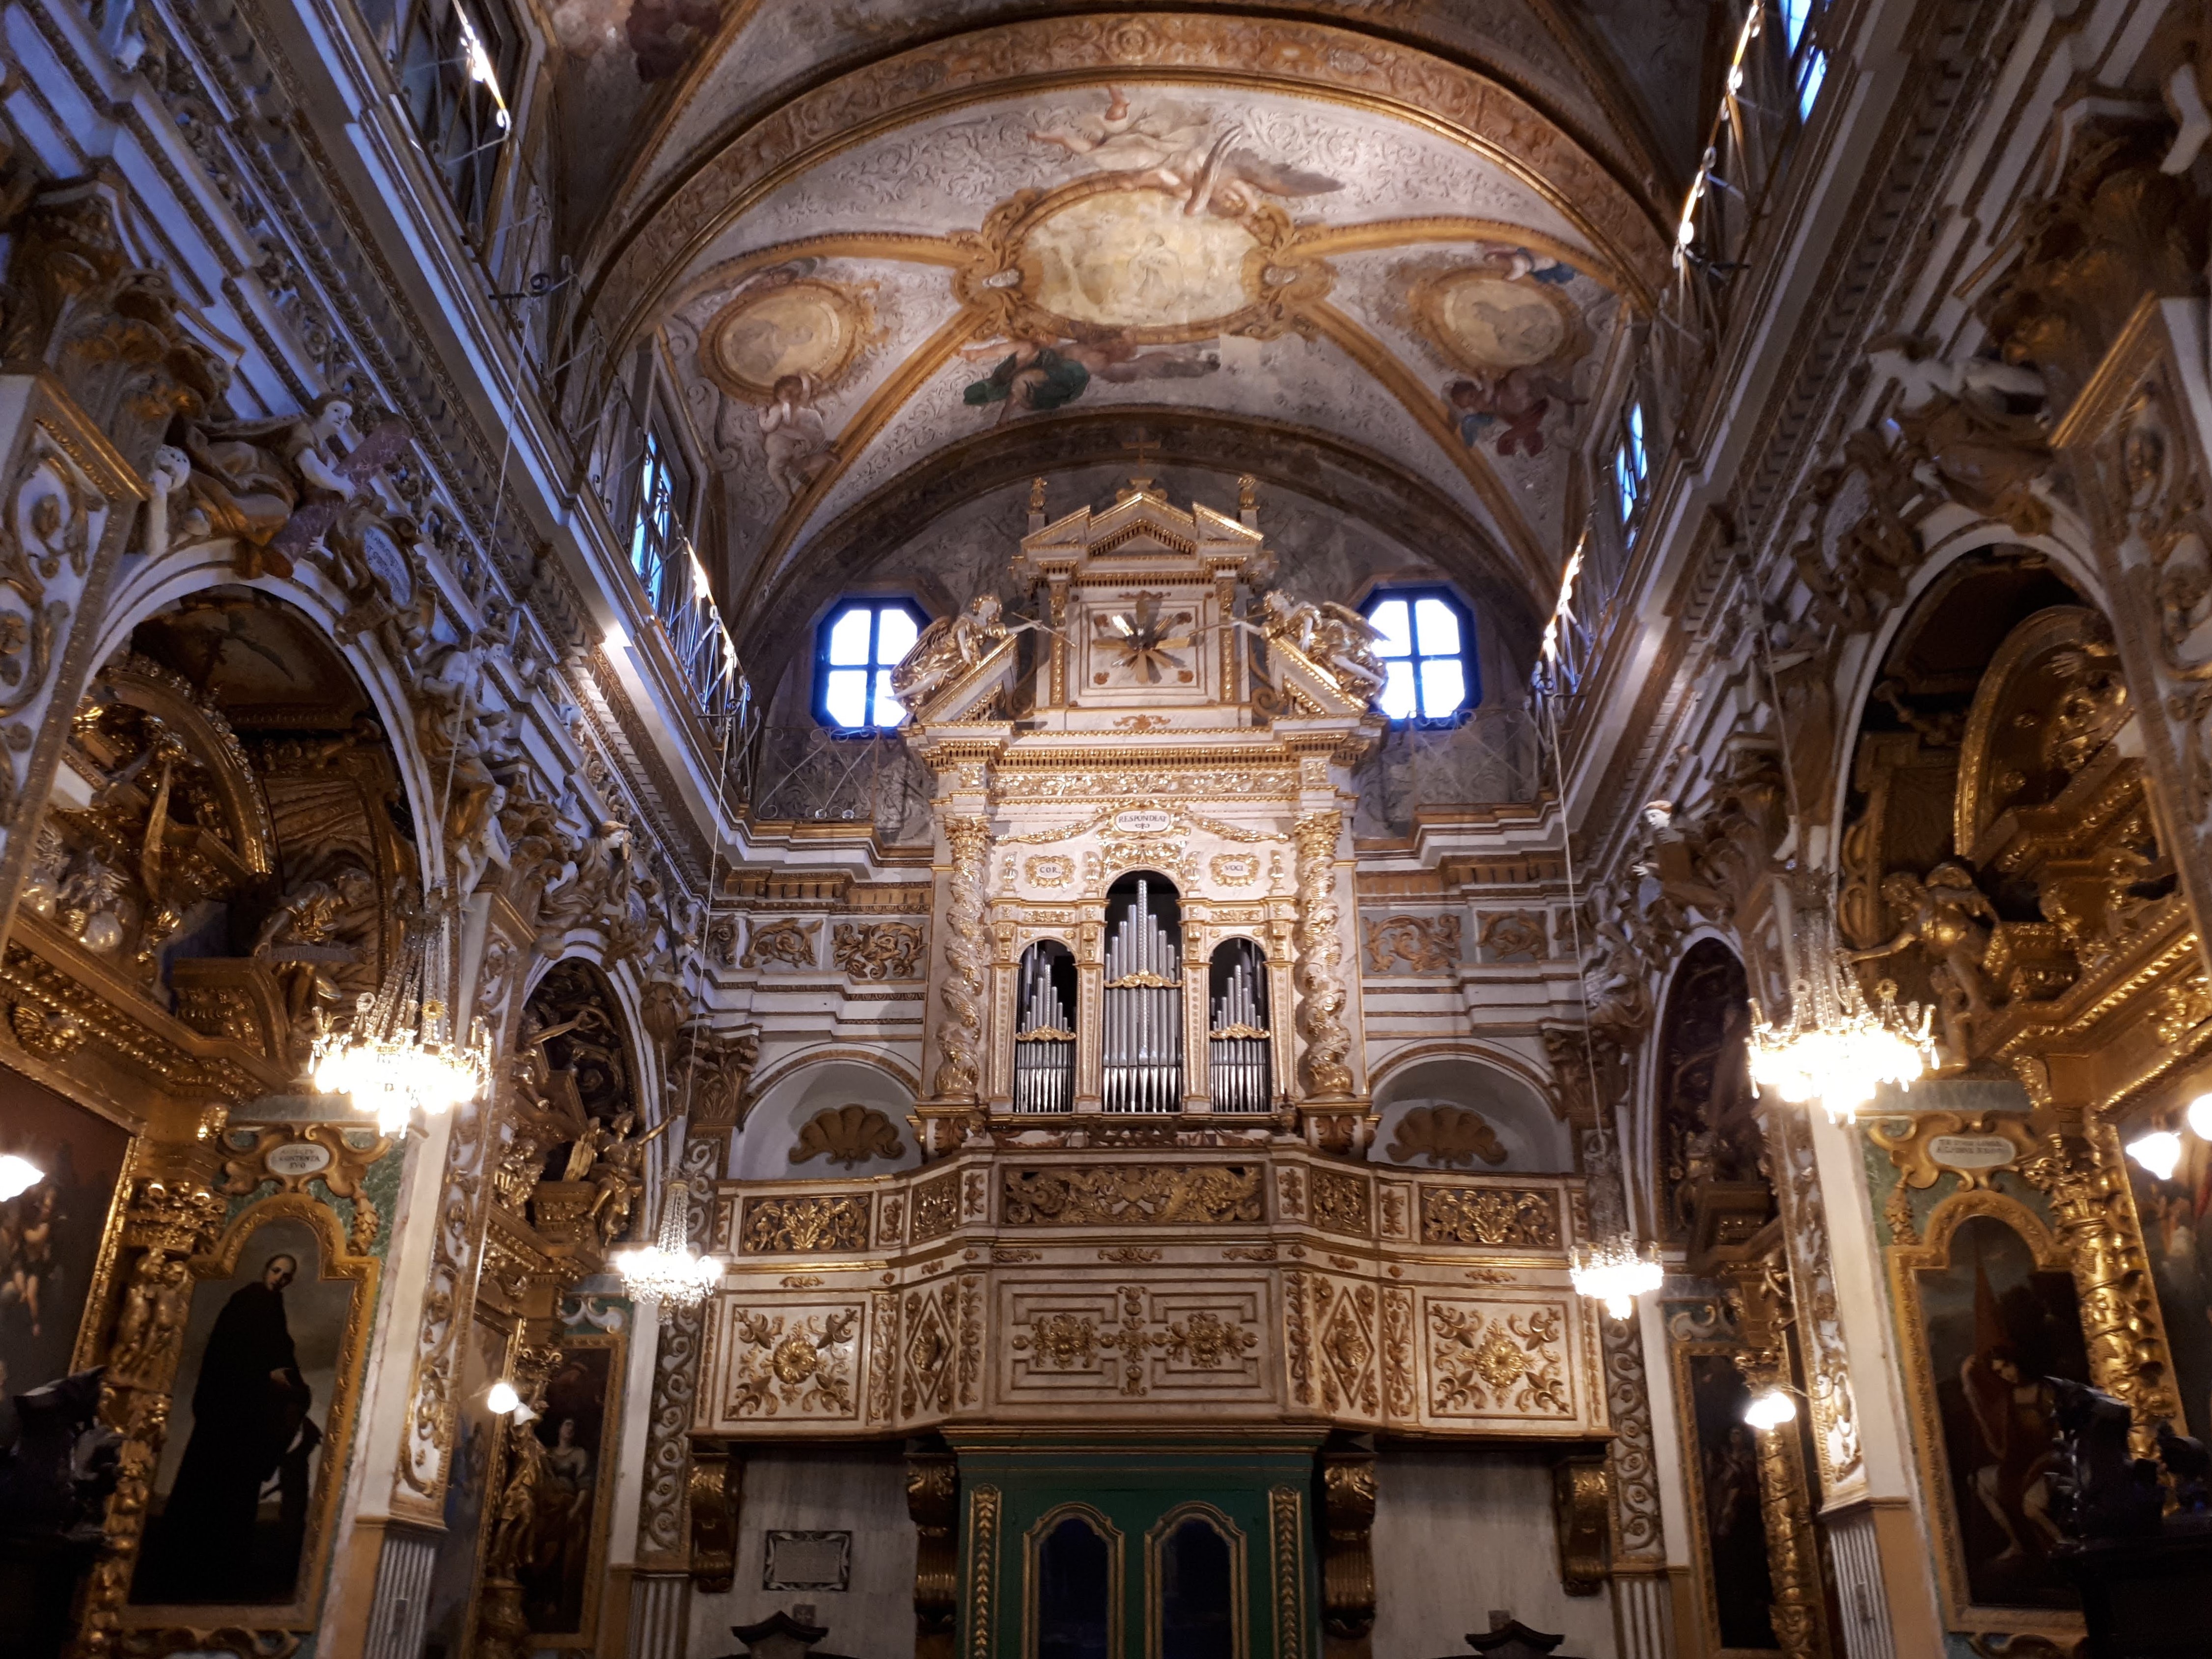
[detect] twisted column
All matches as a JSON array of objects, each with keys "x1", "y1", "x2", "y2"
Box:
[
  {"x1": 934, "y1": 815, "x2": 991, "y2": 1100},
  {"x1": 1292, "y1": 811, "x2": 1353, "y2": 1099}
]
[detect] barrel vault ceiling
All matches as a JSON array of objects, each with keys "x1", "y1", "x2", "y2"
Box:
[{"x1": 552, "y1": 4, "x2": 1710, "y2": 676}]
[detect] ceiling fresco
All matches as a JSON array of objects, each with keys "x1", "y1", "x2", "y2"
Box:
[
  {"x1": 544, "y1": 1, "x2": 1711, "y2": 264},
  {"x1": 638, "y1": 71, "x2": 1649, "y2": 643}
]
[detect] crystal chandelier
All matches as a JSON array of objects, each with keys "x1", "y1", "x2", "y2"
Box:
[
  {"x1": 1570, "y1": 1237, "x2": 1664, "y2": 1321},
  {"x1": 310, "y1": 891, "x2": 490, "y2": 1134},
  {"x1": 613, "y1": 1179, "x2": 723, "y2": 1310},
  {"x1": 1747, "y1": 898, "x2": 1935, "y2": 1125}
]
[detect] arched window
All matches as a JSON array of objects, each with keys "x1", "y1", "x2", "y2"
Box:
[
  {"x1": 1156, "y1": 1516, "x2": 1238, "y2": 1659},
  {"x1": 1036, "y1": 1515, "x2": 1115, "y2": 1659},
  {"x1": 1362, "y1": 587, "x2": 1478, "y2": 723},
  {"x1": 815, "y1": 597, "x2": 925, "y2": 732},
  {"x1": 1014, "y1": 940, "x2": 1077, "y2": 1115},
  {"x1": 1613, "y1": 399, "x2": 1649, "y2": 527}
]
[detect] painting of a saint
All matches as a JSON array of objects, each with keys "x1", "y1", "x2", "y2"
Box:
[
  {"x1": 1683, "y1": 1352, "x2": 1778, "y2": 1652},
  {"x1": 1917, "y1": 1212, "x2": 2088, "y2": 1611},
  {"x1": 516, "y1": 1344, "x2": 617, "y2": 1639},
  {"x1": 2129, "y1": 1140, "x2": 2212, "y2": 1442},
  {"x1": 420, "y1": 1315, "x2": 511, "y2": 1659},
  {"x1": 131, "y1": 1214, "x2": 357, "y2": 1608},
  {"x1": 0, "y1": 1070, "x2": 128, "y2": 1444}
]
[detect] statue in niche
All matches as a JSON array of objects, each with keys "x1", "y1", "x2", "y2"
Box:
[
  {"x1": 253, "y1": 861, "x2": 380, "y2": 1060},
  {"x1": 166, "y1": 397, "x2": 358, "y2": 578},
  {"x1": 890, "y1": 595, "x2": 1009, "y2": 710}
]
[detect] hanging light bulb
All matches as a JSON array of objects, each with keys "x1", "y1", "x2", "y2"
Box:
[
  {"x1": 1747, "y1": 899, "x2": 1935, "y2": 1124},
  {"x1": 310, "y1": 891, "x2": 491, "y2": 1134},
  {"x1": 1570, "y1": 1237, "x2": 1664, "y2": 1321},
  {"x1": 485, "y1": 1380, "x2": 522, "y2": 1416},
  {"x1": 1744, "y1": 1389, "x2": 1798, "y2": 1430},
  {"x1": 613, "y1": 1178, "x2": 724, "y2": 1311},
  {"x1": 2128, "y1": 1130, "x2": 2185, "y2": 1181}
]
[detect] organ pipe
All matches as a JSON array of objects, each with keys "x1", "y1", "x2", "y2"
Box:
[
  {"x1": 1103, "y1": 877, "x2": 1181, "y2": 1112},
  {"x1": 1014, "y1": 943, "x2": 1074, "y2": 1114},
  {"x1": 1208, "y1": 939, "x2": 1271, "y2": 1114}
]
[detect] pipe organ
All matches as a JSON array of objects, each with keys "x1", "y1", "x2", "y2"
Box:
[
  {"x1": 896, "y1": 472, "x2": 1385, "y2": 1155},
  {"x1": 1207, "y1": 938, "x2": 1271, "y2": 1114},
  {"x1": 1102, "y1": 875, "x2": 1183, "y2": 1112},
  {"x1": 1013, "y1": 941, "x2": 1076, "y2": 1113}
]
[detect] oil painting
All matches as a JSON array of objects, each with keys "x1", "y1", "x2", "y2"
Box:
[
  {"x1": 419, "y1": 1312, "x2": 512, "y2": 1659},
  {"x1": 1896, "y1": 1205, "x2": 2089, "y2": 1625},
  {"x1": 130, "y1": 1205, "x2": 370, "y2": 1615},
  {"x1": 517, "y1": 1340, "x2": 621, "y2": 1643},
  {"x1": 1681, "y1": 1350, "x2": 1779, "y2": 1654},
  {"x1": 2129, "y1": 1137, "x2": 2212, "y2": 1442},
  {"x1": 0, "y1": 1068, "x2": 128, "y2": 1442}
]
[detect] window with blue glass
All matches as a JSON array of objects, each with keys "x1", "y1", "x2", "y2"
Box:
[
  {"x1": 1362, "y1": 587, "x2": 1478, "y2": 723},
  {"x1": 1780, "y1": 0, "x2": 1827, "y2": 119},
  {"x1": 1614, "y1": 399, "x2": 1649, "y2": 526},
  {"x1": 816, "y1": 597, "x2": 925, "y2": 731}
]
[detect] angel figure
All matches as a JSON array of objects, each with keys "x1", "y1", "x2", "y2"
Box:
[
  {"x1": 1028, "y1": 89, "x2": 1341, "y2": 217},
  {"x1": 889, "y1": 594, "x2": 1011, "y2": 710},
  {"x1": 580, "y1": 1111, "x2": 673, "y2": 1245},
  {"x1": 759, "y1": 373, "x2": 835, "y2": 498},
  {"x1": 1843, "y1": 862, "x2": 2000, "y2": 1050},
  {"x1": 1260, "y1": 590, "x2": 1386, "y2": 704},
  {"x1": 1448, "y1": 367, "x2": 1586, "y2": 458}
]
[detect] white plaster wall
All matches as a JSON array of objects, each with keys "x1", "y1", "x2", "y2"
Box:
[
  {"x1": 1371, "y1": 1446, "x2": 1617, "y2": 1658},
  {"x1": 1371, "y1": 1058, "x2": 1572, "y2": 1172},
  {"x1": 735, "y1": 1061, "x2": 920, "y2": 1180},
  {"x1": 685, "y1": 1445, "x2": 916, "y2": 1658}
]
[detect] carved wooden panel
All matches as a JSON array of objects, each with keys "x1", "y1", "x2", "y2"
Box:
[{"x1": 1418, "y1": 1293, "x2": 1578, "y2": 1423}]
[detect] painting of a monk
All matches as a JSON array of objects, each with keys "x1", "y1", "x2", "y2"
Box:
[{"x1": 131, "y1": 1217, "x2": 354, "y2": 1607}]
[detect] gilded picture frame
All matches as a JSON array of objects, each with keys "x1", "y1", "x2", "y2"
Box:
[
  {"x1": 1886, "y1": 1188, "x2": 2088, "y2": 1640},
  {"x1": 1663, "y1": 1300, "x2": 1781, "y2": 1658},
  {"x1": 120, "y1": 1191, "x2": 377, "y2": 1638},
  {"x1": 519, "y1": 1330, "x2": 627, "y2": 1650}
]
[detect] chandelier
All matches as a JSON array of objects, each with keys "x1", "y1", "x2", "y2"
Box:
[
  {"x1": 613, "y1": 1179, "x2": 723, "y2": 1310},
  {"x1": 310, "y1": 891, "x2": 490, "y2": 1134},
  {"x1": 1747, "y1": 898, "x2": 1935, "y2": 1125},
  {"x1": 1570, "y1": 1237, "x2": 1663, "y2": 1321}
]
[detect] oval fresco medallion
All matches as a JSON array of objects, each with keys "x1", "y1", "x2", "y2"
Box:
[
  {"x1": 1421, "y1": 270, "x2": 1578, "y2": 372},
  {"x1": 703, "y1": 279, "x2": 866, "y2": 401},
  {"x1": 1021, "y1": 187, "x2": 1258, "y2": 332}
]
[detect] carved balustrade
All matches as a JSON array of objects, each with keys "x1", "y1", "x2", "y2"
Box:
[{"x1": 693, "y1": 1151, "x2": 1609, "y2": 1440}]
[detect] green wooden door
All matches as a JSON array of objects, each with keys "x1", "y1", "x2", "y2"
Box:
[{"x1": 953, "y1": 1434, "x2": 1320, "y2": 1659}]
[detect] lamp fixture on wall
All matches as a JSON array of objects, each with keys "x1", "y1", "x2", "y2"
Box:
[
  {"x1": 0, "y1": 1153, "x2": 45, "y2": 1201},
  {"x1": 613, "y1": 1179, "x2": 723, "y2": 1309},
  {"x1": 310, "y1": 890, "x2": 490, "y2": 1134}
]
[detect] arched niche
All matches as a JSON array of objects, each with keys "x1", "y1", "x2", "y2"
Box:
[
  {"x1": 505, "y1": 958, "x2": 659, "y2": 1247},
  {"x1": 1652, "y1": 939, "x2": 1769, "y2": 1252},
  {"x1": 1834, "y1": 550, "x2": 2164, "y2": 1067},
  {"x1": 735, "y1": 1057, "x2": 918, "y2": 1180},
  {"x1": 1370, "y1": 1054, "x2": 1567, "y2": 1172},
  {"x1": 1014, "y1": 939, "x2": 1078, "y2": 1115},
  {"x1": 28, "y1": 587, "x2": 410, "y2": 1080}
]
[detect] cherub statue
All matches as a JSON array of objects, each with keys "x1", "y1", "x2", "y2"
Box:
[
  {"x1": 888, "y1": 594, "x2": 1009, "y2": 711},
  {"x1": 1843, "y1": 861, "x2": 2000, "y2": 1052},
  {"x1": 1260, "y1": 590, "x2": 1387, "y2": 705}
]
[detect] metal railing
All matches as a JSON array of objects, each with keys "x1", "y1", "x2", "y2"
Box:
[
  {"x1": 1352, "y1": 706, "x2": 1543, "y2": 837},
  {"x1": 737, "y1": 726, "x2": 933, "y2": 841}
]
